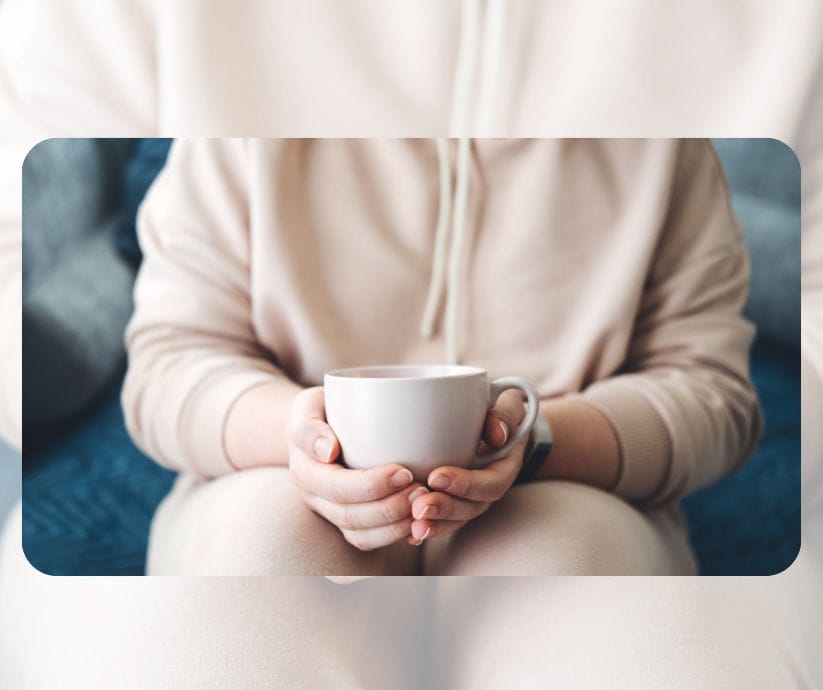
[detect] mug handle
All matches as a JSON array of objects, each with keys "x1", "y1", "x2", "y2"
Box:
[{"x1": 474, "y1": 377, "x2": 540, "y2": 468}]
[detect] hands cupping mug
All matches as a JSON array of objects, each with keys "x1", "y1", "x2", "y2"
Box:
[{"x1": 288, "y1": 365, "x2": 539, "y2": 551}]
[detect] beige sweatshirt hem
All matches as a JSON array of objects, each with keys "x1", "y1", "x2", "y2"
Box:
[
  {"x1": 182, "y1": 370, "x2": 281, "y2": 478},
  {"x1": 578, "y1": 383, "x2": 672, "y2": 503}
]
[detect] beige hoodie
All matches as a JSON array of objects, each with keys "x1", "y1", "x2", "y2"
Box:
[
  {"x1": 1, "y1": 0, "x2": 820, "y2": 450},
  {"x1": 1, "y1": 0, "x2": 820, "y2": 136},
  {"x1": 0, "y1": 3, "x2": 821, "y2": 688},
  {"x1": 122, "y1": 138, "x2": 760, "y2": 508}
]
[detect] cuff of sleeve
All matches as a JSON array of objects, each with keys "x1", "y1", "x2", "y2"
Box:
[
  {"x1": 578, "y1": 379, "x2": 672, "y2": 503},
  {"x1": 179, "y1": 369, "x2": 279, "y2": 478}
]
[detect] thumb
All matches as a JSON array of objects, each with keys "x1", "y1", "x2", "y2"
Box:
[
  {"x1": 482, "y1": 390, "x2": 524, "y2": 448},
  {"x1": 289, "y1": 387, "x2": 340, "y2": 463},
  {"x1": 482, "y1": 411, "x2": 509, "y2": 448}
]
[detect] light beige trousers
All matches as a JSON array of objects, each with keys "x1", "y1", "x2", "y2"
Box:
[
  {"x1": 147, "y1": 470, "x2": 697, "y2": 577},
  {"x1": 0, "y1": 500, "x2": 823, "y2": 690},
  {"x1": 2, "y1": 501, "x2": 819, "y2": 689}
]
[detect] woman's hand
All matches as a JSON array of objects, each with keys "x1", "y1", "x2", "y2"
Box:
[
  {"x1": 288, "y1": 387, "x2": 428, "y2": 551},
  {"x1": 407, "y1": 389, "x2": 528, "y2": 545}
]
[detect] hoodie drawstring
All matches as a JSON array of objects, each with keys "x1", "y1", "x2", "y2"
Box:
[
  {"x1": 420, "y1": 139, "x2": 453, "y2": 339},
  {"x1": 419, "y1": 138, "x2": 471, "y2": 365},
  {"x1": 420, "y1": 0, "x2": 507, "y2": 364},
  {"x1": 445, "y1": 137, "x2": 472, "y2": 365}
]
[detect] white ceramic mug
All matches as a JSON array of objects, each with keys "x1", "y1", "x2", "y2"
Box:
[{"x1": 324, "y1": 365, "x2": 539, "y2": 482}]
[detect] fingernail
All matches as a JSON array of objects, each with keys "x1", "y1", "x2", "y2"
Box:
[
  {"x1": 497, "y1": 420, "x2": 509, "y2": 444},
  {"x1": 412, "y1": 522, "x2": 431, "y2": 541},
  {"x1": 407, "y1": 487, "x2": 429, "y2": 504},
  {"x1": 411, "y1": 530, "x2": 430, "y2": 546},
  {"x1": 390, "y1": 469, "x2": 414, "y2": 488},
  {"x1": 421, "y1": 504, "x2": 438, "y2": 519},
  {"x1": 313, "y1": 437, "x2": 332, "y2": 462},
  {"x1": 429, "y1": 474, "x2": 451, "y2": 491}
]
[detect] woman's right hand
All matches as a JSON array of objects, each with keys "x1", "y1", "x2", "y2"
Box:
[{"x1": 288, "y1": 387, "x2": 428, "y2": 551}]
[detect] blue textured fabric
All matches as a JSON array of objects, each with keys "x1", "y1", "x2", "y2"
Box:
[
  {"x1": 23, "y1": 387, "x2": 174, "y2": 576},
  {"x1": 713, "y1": 139, "x2": 800, "y2": 209},
  {"x1": 681, "y1": 339, "x2": 800, "y2": 574},
  {"x1": 712, "y1": 139, "x2": 801, "y2": 351},
  {"x1": 23, "y1": 140, "x2": 138, "y2": 434},
  {"x1": 117, "y1": 139, "x2": 173, "y2": 264}
]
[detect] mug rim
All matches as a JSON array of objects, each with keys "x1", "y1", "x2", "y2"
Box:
[{"x1": 325, "y1": 364, "x2": 486, "y2": 381}]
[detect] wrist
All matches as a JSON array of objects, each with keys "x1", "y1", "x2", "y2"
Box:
[
  {"x1": 225, "y1": 379, "x2": 301, "y2": 469},
  {"x1": 515, "y1": 411, "x2": 553, "y2": 485},
  {"x1": 532, "y1": 397, "x2": 621, "y2": 489}
]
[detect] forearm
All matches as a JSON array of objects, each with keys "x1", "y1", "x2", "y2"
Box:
[
  {"x1": 224, "y1": 377, "x2": 303, "y2": 470},
  {"x1": 535, "y1": 398, "x2": 620, "y2": 491}
]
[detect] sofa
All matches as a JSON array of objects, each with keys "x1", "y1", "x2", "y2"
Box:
[{"x1": 21, "y1": 138, "x2": 800, "y2": 575}]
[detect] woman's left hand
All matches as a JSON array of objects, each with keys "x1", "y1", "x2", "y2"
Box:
[{"x1": 407, "y1": 389, "x2": 529, "y2": 545}]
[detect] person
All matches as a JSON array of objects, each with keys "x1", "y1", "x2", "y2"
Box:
[
  {"x1": 1, "y1": 0, "x2": 822, "y2": 687},
  {"x1": 122, "y1": 137, "x2": 758, "y2": 577}
]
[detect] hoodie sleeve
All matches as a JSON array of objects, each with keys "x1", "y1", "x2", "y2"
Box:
[
  {"x1": 122, "y1": 139, "x2": 284, "y2": 478},
  {"x1": 579, "y1": 140, "x2": 762, "y2": 507}
]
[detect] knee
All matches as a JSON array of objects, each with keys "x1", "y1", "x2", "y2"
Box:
[
  {"x1": 532, "y1": 483, "x2": 653, "y2": 575},
  {"x1": 207, "y1": 469, "x2": 332, "y2": 570},
  {"x1": 432, "y1": 481, "x2": 684, "y2": 575},
  {"x1": 150, "y1": 468, "x2": 349, "y2": 575},
  {"x1": 438, "y1": 579, "x2": 806, "y2": 689}
]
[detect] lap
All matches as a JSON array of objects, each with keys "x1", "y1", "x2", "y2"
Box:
[
  {"x1": 150, "y1": 474, "x2": 694, "y2": 576},
  {"x1": 3, "y1": 500, "x2": 818, "y2": 688},
  {"x1": 147, "y1": 467, "x2": 417, "y2": 576},
  {"x1": 423, "y1": 480, "x2": 696, "y2": 575},
  {"x1": 433, "y1": 576, "x2": 815, "y2": 689},
  {"x1": 1, "y1": 500, "x2": 429, "y2": 689}
]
